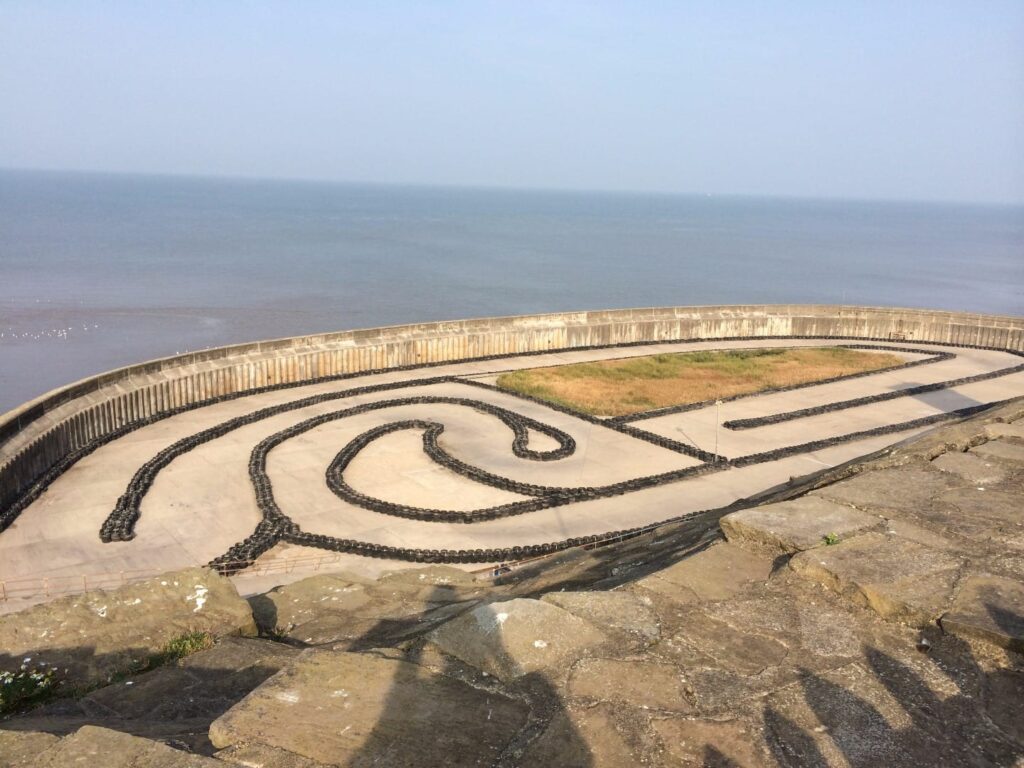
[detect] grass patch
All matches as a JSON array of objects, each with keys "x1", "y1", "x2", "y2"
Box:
[
  {"x1": 149, "y1": 630, "x2": 216, "y2": 667},
  {"x1": 495, "y1": 347, "x2": 904, "y2": 417}
]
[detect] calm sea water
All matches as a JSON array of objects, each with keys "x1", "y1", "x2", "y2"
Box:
[{"x1": 1, "y1": 169, "x2": 1022, "y2": 413}]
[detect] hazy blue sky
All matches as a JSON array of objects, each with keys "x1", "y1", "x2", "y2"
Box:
[{"x1": 2, "y1": 2, "x2": 1022, "y2": 203}]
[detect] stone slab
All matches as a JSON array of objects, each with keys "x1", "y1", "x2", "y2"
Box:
[
  {"x1": 215, "y1": 743, "x2": 336, "y2": 768},
  {"x1": 3, "y1": 638, "x2": 299, "y2": 755},
  {"x1": 567, "y1": 657, "x2": 690, "y2": 712},
  {"x1": 83, "y1": 637, "x2": 297, "y2": 715},
  {"x1": 247, "y1": 570, "x2": 486, "y2": 649},
  {"x1": 941, "y1": 575, "x2": 1024, "y2": 652},
  {"x1": 934, "y1": 488, "x2": 1024, "y2": 549},
  {"x1": 665, "y1": 608, "x2": 790, "y2": 678},
  {"x1": 31, "y1": 725, "x2": 222, "y2": 767},
  {"x1": 646, "y1": 583, "x2": 875, "y2": 713},
  {"x1": 814, "y1": 468, "x2": 955, "y2": 514},
  {"x1": 970, "y1": 439, "x2": 1024, "y2": 464},
  {"x1": 931, "y1": 451, "x2": 1007, "y2": 485},
  {"x1": 788, "y1": 532, "x2": 965, "y2": 626},
  {"x1": 209, "y1": 649, "x2": 529, "y2": 767},
  {"x1": 762, "y1": 654, "x2": 1023, "y2": 767},
  {"x1": 984, "y1": 668, "x2": 1024, "y2": 746},
  {"x1": 698, "y1": 590, "x2": 864, "y2": 666},
  {"x1": 541, "y1": 589, "x2": 660, "y2": 644},
  {"x1": 635, "y1": 542, "x2": 773, "y2": 603},
  {"x1": 721, "y1": 496, "x2": 882, "y2": 554},
  {"x1": 939, "y1": 487, "x2": 1022, "y2": 521},
  {"x1": 250, "y1": 574, "x2": 372, "y2": 626},
  {"x1": 882, "y1": 519, "x2": 968, "y2": 554},
  {"x1": 653, "y1": 717, "x2": 773, "y2": 767},
  {"x1": 519, "y1": 704, "x2": 637, "y2": 768},
  {"x1": 0, "y1": 730, "x2": 59, "y2": 768},
  {"x1": 427, "y1": 598, "x2": 606, "y2": 682},
  {"x1": 0, "y1": 568, "x2": 256, "y2": 688},
  {"x1": 983, "y1": 422, "x2": 1024, "y2": 441}
]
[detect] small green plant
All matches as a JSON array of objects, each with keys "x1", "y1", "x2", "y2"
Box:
[
  {"x1": 260, "y1": 625, "x2": 290, "y2": 643},
  {"x1": 150, "y1": 630, "x2": 216, "y2": 667},
  {"x1": 823, "y1": 532, "x2": 840, "y2": 546},
  {"x1": 0, "y1": 662, "x2": 57, "y2": 714}
]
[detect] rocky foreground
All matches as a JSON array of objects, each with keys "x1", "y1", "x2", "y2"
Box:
[{"x1": 1, "y1": 402, "x2": 1023, "y2": 767}]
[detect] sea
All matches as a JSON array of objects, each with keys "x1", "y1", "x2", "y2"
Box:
[{"x1": 1, "y1": 168, "x2": 1022, "y2": 414}]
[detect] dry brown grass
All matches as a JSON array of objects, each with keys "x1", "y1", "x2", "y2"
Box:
[{"x1": 495, "y1": 347, "x2": 905, "y2": 417}]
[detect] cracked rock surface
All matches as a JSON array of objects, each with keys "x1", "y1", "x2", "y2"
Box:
[{"x1": 427, "y1": 598, "x2": 607, "y2": 682}]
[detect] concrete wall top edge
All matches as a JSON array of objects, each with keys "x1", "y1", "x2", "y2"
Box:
[{"x1": 2, "y1": 304, "x2": 1021, "y2": 446}]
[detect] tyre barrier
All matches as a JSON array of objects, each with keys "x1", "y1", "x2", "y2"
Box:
[
  {"x1": 723, "y1": 351, "x2": 1024, "y2": 430},
  {"x1": 116, "y1": 380, "x2": 1017, "y2": 573},
  {"x1": 214, "y1": 396, "x2": 1006, "y2": 575},
  {"x1": 4, "y1": 333, "x2": 997, "y2": 537},
  {"x1": 4, "y1": 335, "x2": 1022, "y2": 574}
]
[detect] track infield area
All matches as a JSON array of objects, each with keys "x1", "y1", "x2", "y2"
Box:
[{"x1": 494, "y1": 346, "x2": 905, "y2": 417}]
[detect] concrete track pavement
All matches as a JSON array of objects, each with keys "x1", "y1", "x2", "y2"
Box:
[{"x1": 1, "y1": 338, "x2": 1020, "y2": 605}]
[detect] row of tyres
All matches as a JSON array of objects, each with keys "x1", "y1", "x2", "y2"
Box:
[
  {"x1": 725, "y1": 354, "x2": 1024, "y2": 431},
  {"x1": 457, "y1": 377, "x2": 718, "y2": 462},
  {"x1": 6, "y1": 332, "x2": 996, "y2": 538},
  {"x1": 6, "y1": 332, "x2": 1013, "y2": 575},
  {"x1": 116, "y1": 346, "x2": 1018, "y2": 572}
]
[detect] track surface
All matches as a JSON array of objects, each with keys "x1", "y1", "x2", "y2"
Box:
[{"x1": 1, "y1": 337, "x2": 1021, "y2": 584}]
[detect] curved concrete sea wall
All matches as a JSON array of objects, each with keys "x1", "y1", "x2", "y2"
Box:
[{"x1": 2, "y1": 304, "x2": 1023, "y2": 520}]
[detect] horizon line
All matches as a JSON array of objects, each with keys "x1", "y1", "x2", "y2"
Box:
[{"x1": 2, "y1": 164, "x2": 1023, "y2": 209}]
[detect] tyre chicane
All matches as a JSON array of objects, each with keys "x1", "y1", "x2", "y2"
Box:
[
  {"x1": 5, "y1": 334, "x2": 980, "y2": 535},
  {"x1": 213, "y1": 392, "x2": 1013, "y2": 574}
]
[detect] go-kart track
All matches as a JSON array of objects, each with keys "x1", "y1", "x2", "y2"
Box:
[{"x1": 1, "y1": 306, "x2": 1022, "y2": 600}]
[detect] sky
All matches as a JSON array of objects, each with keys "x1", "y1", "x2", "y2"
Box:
[{"x1": 1, "y1": 2, "x2": 1023, "y2": 204}]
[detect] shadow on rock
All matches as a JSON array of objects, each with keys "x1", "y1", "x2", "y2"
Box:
[
  {"x1": 0, "y1": 637, "x2": 298, "y2": 755},
  {"x1": 344, "y1": 586, "x2": 592, "y2": 768},
  {"x1": 763, "y1": 623, "x2": 1024, "y2": 767}
]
